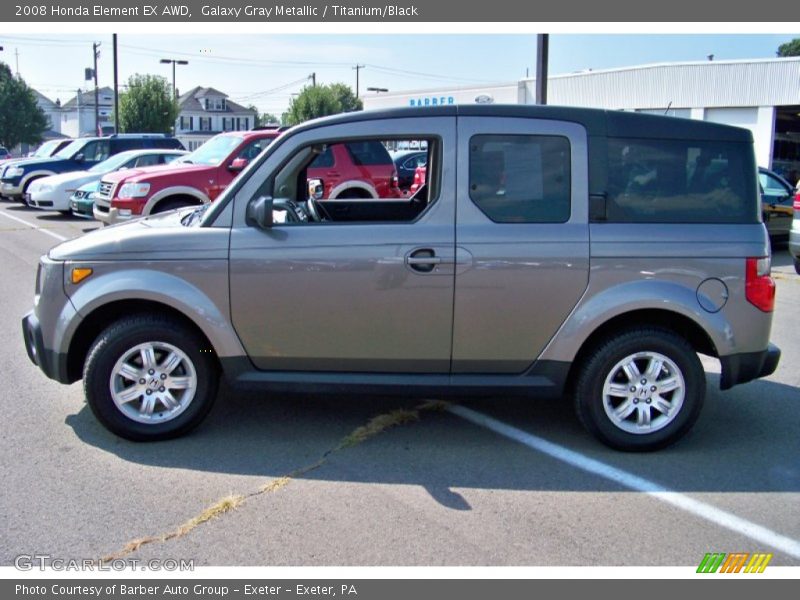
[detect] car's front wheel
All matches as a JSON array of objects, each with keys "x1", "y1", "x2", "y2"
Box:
[
  {"x1": 83, "y1": 315, "x2": 218, "y2": 441},
  {"x1": 574, "y1": 327, "x2": 705, "y2": 451}
]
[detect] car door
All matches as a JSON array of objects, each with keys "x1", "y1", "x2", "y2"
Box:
[
  {"x1": 452, "y1": 117, "x2": 590, "y2": 373},
  {"x1": 759, "y1": 170, "x2": 793, "y2": 237},
  {"x1": 229, "y1": 116, "x2": 456, "y2": 373}
]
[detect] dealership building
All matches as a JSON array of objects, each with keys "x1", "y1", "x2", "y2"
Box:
[{"x1": 363, "y1": 57, "x2": 800, "y2": 177}]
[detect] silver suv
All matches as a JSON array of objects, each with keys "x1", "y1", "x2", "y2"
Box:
[{"x1": 22, "y1": 106, "x2": 781, "y2": 451}]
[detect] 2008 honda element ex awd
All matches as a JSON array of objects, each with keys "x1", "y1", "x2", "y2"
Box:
[{"x1": 22, "y1": 106, "x2": 781, "y2": 451}]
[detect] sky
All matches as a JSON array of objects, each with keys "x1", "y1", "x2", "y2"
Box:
[{"x1": 0, "y1": 33, "x2": 797, "y2": 116}]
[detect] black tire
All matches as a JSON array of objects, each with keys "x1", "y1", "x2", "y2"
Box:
[
  {"x1": 152, "y1": 198, "x2": 195, "y2": 214},
  {"x1": 83, "y1": 314, "x2": 218, "y2": 441},
  {"x1": 794, "y1": 257, "x2": 800, "y2": 276},
  {"x1": 574, "y1": 327, "x2": 705, "y2": 452}
]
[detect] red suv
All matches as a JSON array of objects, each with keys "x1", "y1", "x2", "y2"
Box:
[
  {"x1": 306, "y1": 141, "x2": 401, "y2": 200},
  {"x1": 93, "y1": 130, "x2": 279, "y2": 225}
]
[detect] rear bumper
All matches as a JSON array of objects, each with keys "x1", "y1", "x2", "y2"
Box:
[
  {"x1": 789, "y1": 226, "x2": 800, "y2": 259},
  {"x1": 719, "y1": 343, "x2": 781, "y2": 390},
  {"x1": 22, "y1": 311, "x2": 70, "y2": 384}
]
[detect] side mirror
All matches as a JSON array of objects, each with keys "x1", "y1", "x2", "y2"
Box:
[
  {"x1": 307, "y1": 178, "x2": 324, "y2": 200},
  {"x1": 229, "y1": 157, "x2": 249, "y2": 172},
  {"x1": 246, "y1": 196, "x2": 273, "y2": 229}
]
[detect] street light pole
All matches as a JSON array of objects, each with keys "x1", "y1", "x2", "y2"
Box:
[{"x1": 160, "y1": 58, "x2": 189, "y2": 100}]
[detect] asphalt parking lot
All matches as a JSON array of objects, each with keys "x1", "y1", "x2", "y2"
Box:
[{"x1": 1, "y1": 198, "x2": 798, "y2": 568}]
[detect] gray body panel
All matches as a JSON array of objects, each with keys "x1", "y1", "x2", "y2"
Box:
[{"x1": 228, "y1": 117, "x2": 456, "y2": 372}]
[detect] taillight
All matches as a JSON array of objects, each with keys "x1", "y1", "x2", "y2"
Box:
[
  {"x1": 745, "y1": 257, "x2": 775, "y2": 312},
  {"x1": 793, "y1": 195, "x2": 800, "y2": 211}
]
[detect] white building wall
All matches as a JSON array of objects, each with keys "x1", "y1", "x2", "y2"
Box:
[{"x1": 704, "y1": 106, "x2": 775, "y2": 168}]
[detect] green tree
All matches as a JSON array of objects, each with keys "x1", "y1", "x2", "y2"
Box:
[
  {"x1": 777, "y1": 38, "x2": 800, "y2": 57},
  {"x1": 249, "y1": 106, "x2": 281, "y2": 127},
  {"x1": 0, "y1": 62, "x2": 48, "y2": 149},
  {"x1": 329, "y1": 82, "x2": 363, "y2": 113},
  {"x1": 118, "y1": 74, "x2": 179, "y2": 133},
  {"x1": 285, "y1": 83, "x2": 361, "y2": 125}
]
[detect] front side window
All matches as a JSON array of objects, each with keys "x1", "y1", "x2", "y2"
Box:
[
  {"x1": 468, "y1": 134, "x2": 571, "y2": 223},
  {"x1": 266, "y1": 137, "x2": 436, "y2": 225},
  {"x1": 80, "y1": 140, "x2": 110, "y2": 162}
]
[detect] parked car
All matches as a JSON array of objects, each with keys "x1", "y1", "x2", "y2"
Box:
[
  {"x1": 69, "y1": 180, "x2": 100, "y2": 219},
  {"x1": 26, "y1": 149, "x2": 187, "y2": 214},
  {"x1": 93, "y1": 130, "x2": 279, "y2": 225},
  {"x1": 391, "y1": 150, "x2": 428, "y2": 190},
  {"x1": 758, "y1": 166, "x2": 795, "y2": 243},
  {"x1": 789, "y1": 181, "x2": 800, "y2": 274},
  {"x1": 306, "y1": 140, "x2": 402, "y2": 200},
  {"x1": 0, "y1": 140, "x2": 73, "y2": 196},
  {"x1": 23, "y1": 106, "x2": 779, "y2": 451},
  {"x1": 0, "y1": 134, "x2": 183, "y2": 202}
]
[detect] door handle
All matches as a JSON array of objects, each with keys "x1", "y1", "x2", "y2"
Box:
[{"x1": 406, "y1": 248, "x2": 451, "y2": 273}]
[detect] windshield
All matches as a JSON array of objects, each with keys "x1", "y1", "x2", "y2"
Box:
[
  {"x1": 33, "y1": 140, "x2": 59, "y2": 157},
  {"x1": 181, "y1": 135, "x2": 243, "y2": 166},
  {"x1": 54, "y1": 139, "x2": 88, "y2": 159},
  {"x1": 88, "y1": 152, "x2": 134, "y2": 173}
]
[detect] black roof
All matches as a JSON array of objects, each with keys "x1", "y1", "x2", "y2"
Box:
[{"x1": 290, "y1": 105, "x2": 753, "y2": 143}]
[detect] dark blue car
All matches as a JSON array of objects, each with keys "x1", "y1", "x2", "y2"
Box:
[{"x1": 1, "y1": 134, "x2": 183, "y2": 201}]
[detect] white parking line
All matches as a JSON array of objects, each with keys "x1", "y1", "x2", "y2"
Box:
[
  {"x1": 0, "y1": 209, "x2": 67, "y2": 241},
  {"x1": 448, "y1": 405, "x2": 800, "y2": 560}
]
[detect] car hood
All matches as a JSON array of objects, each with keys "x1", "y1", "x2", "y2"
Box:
[
  {"x1": 101, "y1": 162, "x2": 213, "y2": 185},
  {"x1": 33, "y1": 170, "x2": 95, "y2": 189},
  {"x1": 7, "y1": 157, "x2": 62, "y2": 171},
  {"x1": 48, "y1": 207, "x2": 228, "y2": 261}
]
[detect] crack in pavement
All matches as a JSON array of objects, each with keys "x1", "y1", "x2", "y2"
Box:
[{"x1": 100, "y1": 400, "x2": 449, "y2": 561}]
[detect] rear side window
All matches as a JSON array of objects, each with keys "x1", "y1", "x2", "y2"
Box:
[
  {"x1": 346, "y1": 141, "x2": 392, "y2": 166},
  {"x1": 606, "y1": 138, "x2": 757, "y2": 223},
  {"x1": 469, "y1": 134, "x2": 571, "y2": 223}
]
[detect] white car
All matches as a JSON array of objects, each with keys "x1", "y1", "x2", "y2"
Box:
[{"x1": 26, "y1": 149, "x2": 187, "y2": 214}]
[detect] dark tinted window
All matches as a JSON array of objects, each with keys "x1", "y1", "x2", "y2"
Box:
[
  {"x1": 111, "y1": 138, "x2": 141, "y2": 152},
  {"x1": 152, "y1": 138, "x2": 184, "y2": 150},
  {"x1": 346, "y1": 141, "x2": 392, "y2": 166},
  {"x1": 237, "y1": 139, "x2": 267, "y2": 161},
  {"x1": 606, "y1": 138, "x2": 757, "y2": 223},
  {"x1": 80, "y1": 140, "x2": 110, "y2": 161},
  {"x1": 469, "y1": 134, "x2": 571, "y2": 223},
  {"x1": 309, "y1": 146, "x2": 334, "y2": 169}
]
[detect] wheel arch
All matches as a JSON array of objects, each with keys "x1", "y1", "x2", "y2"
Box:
[
  {"x1": 143, "y1": 187, "x2": 209, "y2": 215},
  {"x1": 66, "y1": 299, "x2": 218, "y2": 383},
  {"x1": 562, "y1": 307, "x2": 717, "y2": 398},
  {"x1": 329, "y1": 180, "x2": 377, "y2": 199}
]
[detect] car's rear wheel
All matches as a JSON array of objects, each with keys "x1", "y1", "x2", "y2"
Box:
[
  {"x1": 83, "y1": 315, "x2": 218, "y2": 441},
  {"x1": 574, "y1": 327, "x2": 705, "y2": 451},
  {"x1": 794, "y1": 257, "x2": 800, "y2": 275}
]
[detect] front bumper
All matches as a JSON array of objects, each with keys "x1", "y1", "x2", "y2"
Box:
[
  {"x1": 28, "y1": 189, "x2": 69, "y2": 211},
  {"x1": 22, "y1": 311, "x2": 70, "y2": 384},
  {"x1": 93, "y1": 202, "x2": 133, "y2": 225},
  {"x1": 1, "y1": 180, "x2": 23, "y2": 197},
  {"x1": 719, "y1": 343, "x2": 781, "y2": 390}
]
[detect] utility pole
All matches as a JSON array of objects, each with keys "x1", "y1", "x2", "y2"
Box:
[
  {"x1": 113, "y1": 34, "x2": 119, "y2": 134},
  {"x1": 93, "y1": 42, "x2": 101, "y2": 134},
  {"x1": 15, "y1": 48, "x2": 19, "y2": 74},
  {"x1": 353, "y1": 64, "x2": 364, "y2": 98},
  {"x1": 535, "y1": 34, "x2": 549, "y2": 105},
  {"x1": 310, "y1": 72, "x2": 316, "y2": 86}
]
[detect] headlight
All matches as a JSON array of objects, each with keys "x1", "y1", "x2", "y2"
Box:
[
  {"x1": 117, "y1": 182, "x2": 151, "y2": 199},
  {"x1": 7, "y1": 167, "x2": 24, "y2": 178}
]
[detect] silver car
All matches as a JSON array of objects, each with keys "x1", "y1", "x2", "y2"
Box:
[{"x1": 22, "y1": 106, "x2": 780, "y2": 451}]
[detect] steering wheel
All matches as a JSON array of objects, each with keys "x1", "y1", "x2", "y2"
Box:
[
  {"x1": 306, "y1": 198, "x2": 323, "y2": 222},
  {"x1": 273, "y1": 199, "x2": 307, "y2": 223}
]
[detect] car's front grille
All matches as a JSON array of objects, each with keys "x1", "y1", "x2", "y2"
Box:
[
  {"x1": 98, "y1": 181, "x2": 114, "y2": 198},
  {"x1": 94, "y1": 203, "x2": 109, "y2": 213}
]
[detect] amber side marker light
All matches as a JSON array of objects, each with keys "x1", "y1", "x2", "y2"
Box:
[{"x1": 71, "y1": 267, "x2": 93, "y2": 284}]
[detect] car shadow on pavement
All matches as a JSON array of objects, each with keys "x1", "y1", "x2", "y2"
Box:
[{"x1": 65, "y1": 373, "x2": 800, "y2": 505}]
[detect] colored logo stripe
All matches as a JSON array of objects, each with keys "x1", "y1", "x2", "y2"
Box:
[{"x1": 697, "y1": 552, "x2": 773, "y2": 573}]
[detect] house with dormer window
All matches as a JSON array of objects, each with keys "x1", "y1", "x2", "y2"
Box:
[{"x1": 175, "y1": 87, "x2": 258, "y2": 150}]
